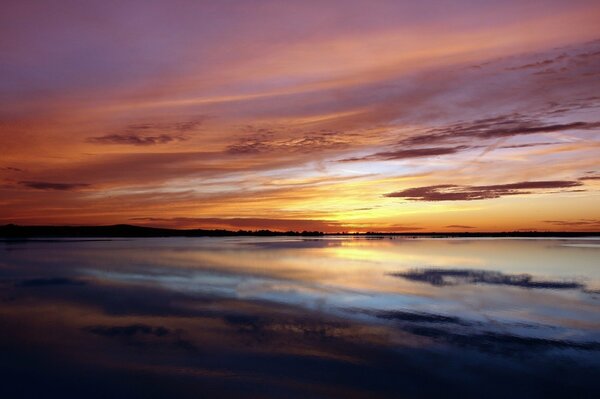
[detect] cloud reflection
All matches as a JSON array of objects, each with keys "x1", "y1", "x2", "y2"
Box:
[
  {"x1": 1, "y1": 237, "x2": 599, "y2": 397},
  {"x1": 389, "y1": 268, "x2": 586, "y2": 290}
]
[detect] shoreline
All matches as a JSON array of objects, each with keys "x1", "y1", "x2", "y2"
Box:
[{"x1": 1, "y1": 224, "x2": 598, "y2": 238}]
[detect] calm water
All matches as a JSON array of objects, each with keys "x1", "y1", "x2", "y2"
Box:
[{"x1": 1, "y1": 236, "x2": 599, "y2": 398}]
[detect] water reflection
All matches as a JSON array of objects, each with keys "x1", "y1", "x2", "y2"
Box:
[
  {"x1": 391, "y1": 268, "x2": 587, "y2": 290},
  {"x1": 0, "y1": 237, "x2": 599, "y2": 398}
]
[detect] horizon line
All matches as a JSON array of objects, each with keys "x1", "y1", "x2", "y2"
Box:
[{"x1": 1, "y1": 223, "x2": 599, "y2": 237}]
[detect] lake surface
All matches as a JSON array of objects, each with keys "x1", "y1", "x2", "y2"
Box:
[{"x1": 1, "y1": 236, "x2": 599, "y2": 398}]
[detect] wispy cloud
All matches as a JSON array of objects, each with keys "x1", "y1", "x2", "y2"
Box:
[
  {"x1": 543, "y1": 219, "x2": 600, "y2": 227},
  {"x1": 385, "y1": 181, "x2": 582, "y2": 201},
  {"x1": 87, "y1": 120, "x2": 202, "y2": 146},
  {"x1": 84, "y1": 324, "x2": 171, "y2": 338},
  {"x1": 88, "y1": 134, "x2": 185, "y2": 146},
  {"x1": 19, "y1": 181, "x2": 90, "y2": 191},
  {"x1": 340, "y1": 146, "x2": 470, "y2": 162},
  {"x1": 401, "y1": 117, "x2": 599, "y2": 147},
  {"x1": 227, "y1": 129, "x2": 349, "y2": 154}
]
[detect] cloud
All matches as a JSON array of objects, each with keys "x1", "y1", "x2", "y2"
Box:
[
  {"x1": 384, "y1": 180, "x2": 582, "y2": 201},
  {"x1": 351, "y1": 306, "x2": 600, "y2": 355},
  {"x1": 84, "y1": 324, "x2": 171, "y2": 338},
  {"x1": 389, "y1": 268, "x2": 584, "y2": 290},
  {"x1": 19, "y1": 181, "x2": 90, "y2": 191},
  {"x1": 1, "y1": 167, "x2": 24, "y2": 172},
  {"x1": 87, "y1": 120, "x2": 202, "y2": 146},
  {"x1": 499, "y1": 142, "x2": 558, "y2": 149},
  {"x1": 88, "y1": 134, "x2": 185, "y2": 146},
  {"x1": 353, "y1": 309, "x2": 469, "y2": 325},
  {"x1": 339, "y1": 146, "x2": 470, "y2": 162},
  {"x1": 16, "y1": 277, "x2": 86, "y2": 287},
  {"x1": 579, "y1": 175, "x2": 600, "y2": 181},
  {"x1": 222, "y1": 313, "x2": 350, "y2": 344},
  {"x1": 505, "y1": 53, "x2": 568, "y2": 71},
  {"x1": 401, "y1": 115, "x2": 600, "y2": 147},
  {"x1": 227, "y1": 129, "x2": 349, "y2": 155},
  {"x1": 445, "y1": 225, "x2": 475, "y2": 229},
  {"x1": 399, "y1": 325, "x2": 600, "y2": 355},
  {"x1": 543, "y1": 219, "x2": 600, "y2": 227},
  {"x1": 576, "y1": 50, "x2": 600, "y2": 59}
]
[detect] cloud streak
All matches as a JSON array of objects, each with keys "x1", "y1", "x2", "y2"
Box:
[
  {"x1": 385, "y1": 180, "x2": 583, "y2": 201},
  {"x1": 88, "y1": 134, "x2": 185, "y2": 146},
  {"x1": 543, "y1": 219, "x2": 600, "y2": 228},
  {"x1": 87, "y1": 120, "x2": 203, "y2": 146},
  {"x1": 340, "y1": 146, "x2": 470, "y2": 162},
  {"x1": 19, "y1": 181, "x2": 90, "y2": 191},
  {"x1": 401, "y1": 117, "x2": 600, "y2": 147}
]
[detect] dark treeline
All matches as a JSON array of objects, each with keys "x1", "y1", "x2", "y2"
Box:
[
  {"x1": 0, "y1": 224, "x2": 598, "y2": 238},
  {"x1": 0, "y1": 224, "x2": 324, "y2": 238}
]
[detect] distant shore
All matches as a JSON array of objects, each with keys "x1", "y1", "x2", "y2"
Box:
[{"x1": 1, "y1": 224, "x2": 598, "y2": 238}]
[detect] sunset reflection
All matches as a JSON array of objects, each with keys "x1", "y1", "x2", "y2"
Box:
[{"x1": 1, "y1": 237, "x2": 599, "y2": 397}]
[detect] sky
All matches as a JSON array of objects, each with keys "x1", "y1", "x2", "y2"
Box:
[{"x1": 1, "y1": 0, "x2": 599, "y2": 232}]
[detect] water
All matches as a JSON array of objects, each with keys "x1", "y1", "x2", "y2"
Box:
[{"x1": 1, "y1": 236, "x2": 599, "y2": 398}]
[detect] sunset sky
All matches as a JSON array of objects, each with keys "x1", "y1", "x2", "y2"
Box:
[{"x1": 1, "y1": 0, "x2": 599, "y2": 232}]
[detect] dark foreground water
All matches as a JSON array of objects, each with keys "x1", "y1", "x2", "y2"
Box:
[{"x1": 0, "y1": 236, "x2": 599, "y2": 398}]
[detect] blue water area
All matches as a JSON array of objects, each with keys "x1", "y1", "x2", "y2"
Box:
[{"x1": 1, "y1": 236, "x2": 599, "y2": 398}]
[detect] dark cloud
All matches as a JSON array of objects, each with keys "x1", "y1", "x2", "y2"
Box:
[
  {"x1": 389, "y1": 268, "x2": 584, "y2": 290},
  {"x1": 401, "y1": 325, "x2": 600, "y2": 355},
  {"x1": 87, "y1": 133, "x2": 185, "y2": 146},
  {"x1": 576, "y1": 50, "x2": 600, "y2": 59},
  {"x1": 16, "y1": 277, "x2": 86, "y2": 287},
  {"x1": 545, "y1": 96, "x2": 600, "y2": 115},
  {"x1": 124, "y1": 120, "x2": 204, "y2": 133},
  {"x1": 499, "y1": 142, "x2": 558, "y2": 149},
  {"x1": 1, "y1": 166, "x2": 23, "y2": 172},
  {"x1": 339, "y1": 146, "x2": 470, "y2": 162},
  {"x1": 579, "y1": 175, "x2": 600, "y2": 181},
  {"x1": 401, "y1": 114, "x2": 600, "y2": 147},
  {"x1": 87, "y1": 119, "x2": 202, "y2": 146},
  {"x1": 351, "y1": 309, "x2": 600, "y2": 354},
  {"x1": 19, "y1": 181, "x2": 90, "y2": 191},
  {"x1": 354, "y1": 309, "x2": 469, "y2": 325},
  {"x1": 227, "y1": 130, "x2": 349, "y2": 155},
  {"x1": 84, "y1": 324, "x2": 171, "y2": 338},
  {"x1": 223, "y1": 313, "x2": 350, "y2": 345},
  {"x1": 445, "y1": 225, "x2": 475, "y2": 229},
  {"x1": 492, "y1": 45, "x2": 599, "y2": 81},
  {"x1": 384, "y1": 180, "x2": 582, "y2": 201},
  {"x1": 505, "y1": 53, "x2": 567, "y2": 71},
  {"x1": 532, "y1": 68, "x2": 564, "y2": 76}
]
